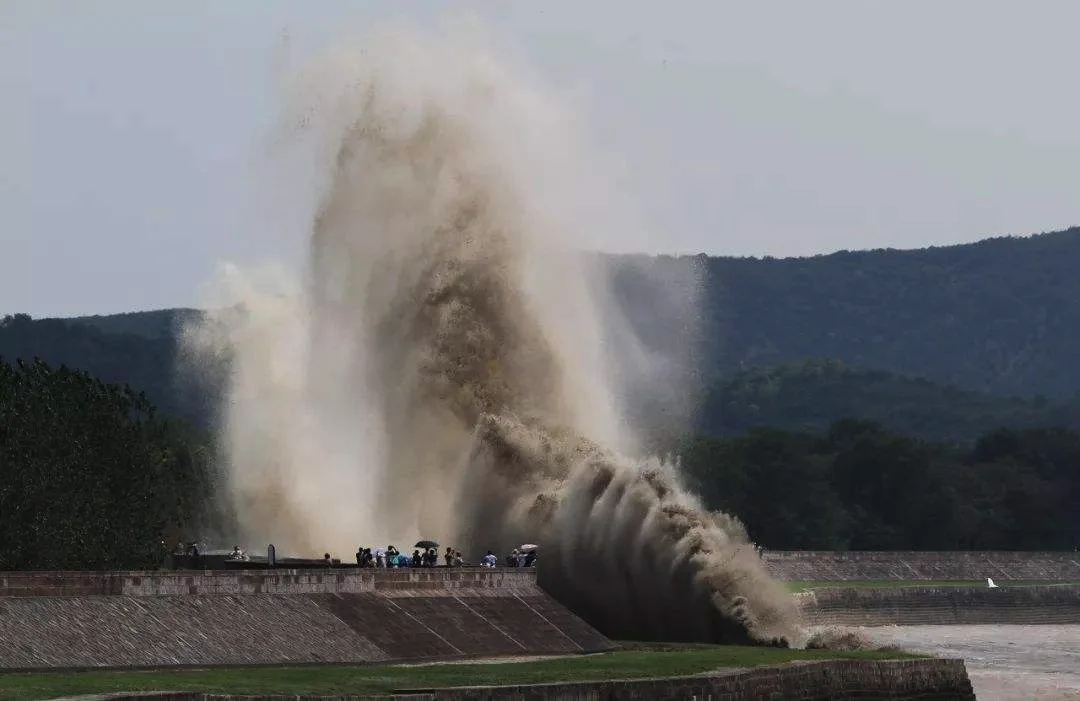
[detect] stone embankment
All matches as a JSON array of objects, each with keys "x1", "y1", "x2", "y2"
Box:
[
  {"x1": 764, "y1": 550, "x2": 1080, "y2": 581},
  {"x1": 798, "y1": 583, "x2": 1080, "y2": 626},
  {"x1": 37, "y1": 659, "x2": 978, "y2": 700},
  {"x1": 765, "y1": 551, "x2": 1080, "y2": 626},
  {"x1": 0, "y1": 569, "x2": 614, "y2": 670}
]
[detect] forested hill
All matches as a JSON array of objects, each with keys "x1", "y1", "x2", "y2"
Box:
[
  {"x1": 688, "y1": 226, "x2": 1080, "y2": 399},
  {"x1": 698, "y1": 360, "x2": 1080, "y2": 445},
  {"x1": 0, "y1": 313, "x2": 214, "y2": 425},
  {"x1": 69, "y1": 308, "x2": 202, "y2": 340},
  {"x1": 3, "y1": 226, "x2": 1080, "y2": 437}
]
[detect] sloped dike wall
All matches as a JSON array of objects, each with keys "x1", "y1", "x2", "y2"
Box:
[
  {"x1": 764, "y1": 550, "x2": 1080, "y2": 581},
  {"x1": 798, "y1": 583, "x2": 1080, "y2": 626},
  {"x1": 0, "y1": 569, "x2": 615, "y2": 671},
  {"x1": 765, "y1": 551, "x2": 1080, "y2": 626}
]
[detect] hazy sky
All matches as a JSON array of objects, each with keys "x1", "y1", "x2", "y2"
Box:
[{"x1": 2, "y1": 1, "x2": 1077, "y2": 317}]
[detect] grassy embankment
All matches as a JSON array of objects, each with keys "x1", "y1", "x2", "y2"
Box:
[
  {"x1": 787, "y1": 580, "x2": 1079, "y2": 592},
  {"x1": 0, "y1": 644, "x2": 915, "y2": 701}
]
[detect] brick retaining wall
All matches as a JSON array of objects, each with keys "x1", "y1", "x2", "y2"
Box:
[
  {"x1": 0, "y1": 570, "x2": 614, "y2": 670},
  {"x1": 51, "y1": 659, "x2": 976, "y2": 700},
  {"x1": 765, "y1": 550, "x2": 1080, "y2": 581},
  {"x1": 798, "y1": 583, "x2": 1080, "y2": 626}
]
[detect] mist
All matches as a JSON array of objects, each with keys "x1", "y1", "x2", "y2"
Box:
[{"x1": 185, "y1": 25, "x2": 799, "y2": 646}]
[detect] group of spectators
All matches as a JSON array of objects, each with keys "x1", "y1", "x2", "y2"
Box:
[
  {"x1": 347, "y1": 544, "x2": 537, "y2": 568},
  {"x1": 480, "y1": 548, "x2": 537, "y2": 568},
  {"x1": 205, "y1": 541, "x2": 539, "y2": 569},
  {"x1": 352, "y1": 545, "x2": 468, "y2": 568}
]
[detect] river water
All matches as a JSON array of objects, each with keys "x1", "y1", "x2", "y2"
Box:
[{"x1": 864, "y1": 625, "x2": 1080, "y2": 700}]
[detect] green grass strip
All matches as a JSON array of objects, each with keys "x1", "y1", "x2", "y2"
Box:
[{"x1": 0, "y1": 645, "x2": 915, "y2": 701}]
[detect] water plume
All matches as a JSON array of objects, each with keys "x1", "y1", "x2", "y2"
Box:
[{"x1": 186, "y1": 25, "x2": 800, "y2": 645}]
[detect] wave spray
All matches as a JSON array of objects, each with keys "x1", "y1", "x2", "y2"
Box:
[{"x1": 187, "y1": 27, "x2": 799, "y2": 645}]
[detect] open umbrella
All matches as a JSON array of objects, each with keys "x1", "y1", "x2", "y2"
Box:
[
  {"x1": 415, "y1": 539, "x2": 439, "y2": 549},
  {"x1": 519, "y1": 544, "x2": 539, "y2": 552}
]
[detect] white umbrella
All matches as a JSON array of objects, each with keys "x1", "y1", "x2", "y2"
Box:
[{"x1": 519, "y1": 544, "x2": 539, "y2": 552}]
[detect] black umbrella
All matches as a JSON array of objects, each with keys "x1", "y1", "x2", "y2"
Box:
[{"x1": 415, "y1": 539, "x2": 439, "y2": 549}]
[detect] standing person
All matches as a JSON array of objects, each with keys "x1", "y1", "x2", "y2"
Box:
[{"x1": 444, "y1": 547, "x2": 455, "y2": 567}]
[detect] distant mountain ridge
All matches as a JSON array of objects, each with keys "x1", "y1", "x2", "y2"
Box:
[
  {"x1": 0, "y1": 312, "x2": 212, "y2": 425},
  {"x1": 3, "y1": 226, "x2": 1079, "y2": 439},
  {"x1": 69, "y1": 308, "x2": 202, "y2": 340},
  {"x1": 696, "y1": 227, "x2": 1080, "y2": 398}
]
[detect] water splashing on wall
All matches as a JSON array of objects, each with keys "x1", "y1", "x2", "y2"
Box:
[{"x1": 185, "y1": 26, "x2": 800, "y2": 645}]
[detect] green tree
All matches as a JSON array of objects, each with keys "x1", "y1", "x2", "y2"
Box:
[
  {"x1": 0, "y1": 358, "x2": 215, "y2": 569},
  {"x1": 678, "y1": 419, "x2": 1080, "y2": 551}
]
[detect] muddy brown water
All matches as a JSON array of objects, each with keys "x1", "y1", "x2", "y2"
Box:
[{"x1": 863, "y1": 624, "x2": 1080, "y2": 700}]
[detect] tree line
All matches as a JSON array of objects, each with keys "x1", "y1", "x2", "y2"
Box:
[
  {"x1": 0, "y1": 357, "x2": 218, "y2": 570},
  {"x1": 0, "y1": 312, "x2": 217, "y2": 429},
  {"x1": 2, "y1": 350, "x2": 1078, "y2": 570},
  {"x1": 677, "y1": 419, "x2": 1080, "y2": 551},
  {"x1": 695, "y1": 358, "x2": 1079, "y2": 445}
]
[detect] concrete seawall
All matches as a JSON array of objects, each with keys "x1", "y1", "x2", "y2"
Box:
[
  {"x1": 765, "y1": 550, "x2": 1080, "y2": 581},
  {"x1": 798, "y1": 584, "x2": 1080, "y2": 626},
  {"x1": 0, "y1": 569, "x2": 615, "y2": 670},
  {"x1": 39, "y1": 659, "x2": 977, "y2": 700}
]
